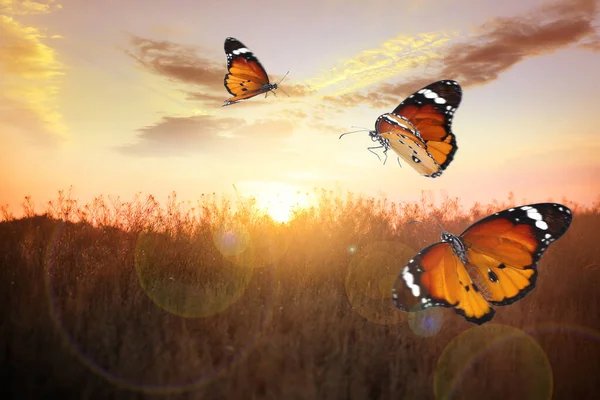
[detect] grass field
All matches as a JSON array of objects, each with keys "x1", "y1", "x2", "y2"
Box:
[{"x1": 1, "y1": 189, "x2": 599, "y2": 399}]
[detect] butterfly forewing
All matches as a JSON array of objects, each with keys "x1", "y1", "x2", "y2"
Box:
[
  {"x1": 392, "y1": 80, "x2": 461, "y2": 172},
  {"x1": 223, "y1": 37, "x2": 274, "y2": 106},
  {"x1": 460, "y1": 203, "x2": 572, "y2": 306}
]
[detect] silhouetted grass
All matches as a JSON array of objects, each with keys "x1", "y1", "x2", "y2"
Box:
[{"x1": 1, "y1": 189, "x2": 599, "y2": 399}]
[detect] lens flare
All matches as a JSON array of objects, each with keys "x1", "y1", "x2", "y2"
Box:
[
  {"x1": 135, "y1": 229, "x2": 253, "y2": 318},
  {"x1": 345, "y1": 241, "x2": 416, "y2": 325},
  {"x1": 435, "y1": 323, "x2": 552, "y2": 400},
  {"x1": 44, "y1": 221, "x2": 274, "y2": 395},
  {"x1": 407, "y1": 306, "x2": 445, "y2": 337}
]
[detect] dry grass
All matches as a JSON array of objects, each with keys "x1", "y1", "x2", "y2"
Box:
[{"x1": 1, "y1": 189, "x2": 599, "y2": 399}]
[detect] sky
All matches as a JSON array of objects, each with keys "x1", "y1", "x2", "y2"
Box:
[{"x1": 1, "y1": 0, "x2": 600, "y2": 221}]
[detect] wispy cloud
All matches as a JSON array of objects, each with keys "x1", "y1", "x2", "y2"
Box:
[
  {"x1": 124, "y1": 35, "x2": 225, "y2": 91},
  {"x1": 0, "y1": 2, "x2": 66, "y2": 144},
  {"x1": 306, "y1": 30, "x2": 461, "y2": 95},
  {"x1": 231, "y1": 119, "x2": 294, "y2": 139},
  {"x1": 0, "y1": 0, "x2": 61, "y2": 15},
  {"x1": 118, "y1": 115, "x2": 294, "y2": 157},
  {"x1": 324, "y1": 0, "x2": 599, "y2": 108},
  {"x1": 118, "y1": 115, "x2": 241, "y2": 156}
]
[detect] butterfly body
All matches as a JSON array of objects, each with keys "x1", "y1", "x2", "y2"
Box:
[
  {"x1": 351, "y1": 80, "x2": 462, "y2": 178},
  {"x1": 393, "y1": 203, "x2": 573, "y2": 324},
  {"x1": 222, "y1": 37, "x2": 279, "y2": 107}
]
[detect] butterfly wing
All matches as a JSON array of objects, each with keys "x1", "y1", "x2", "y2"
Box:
[
  {"x1": 459, "y1": 203, "x2": 573, "y2": 306},
  {"x1": 392, "y1": 80, "x2": 461, "y2": 173},
  {"x1": 392, "y1": 242, "x2": 496, "y2": 324},
  {"x1": 223, "y1": 37, "x2": 273, "y2": 106},
  {"x1": 375, "y1": 113, "x2": 443, "y2": 178}
]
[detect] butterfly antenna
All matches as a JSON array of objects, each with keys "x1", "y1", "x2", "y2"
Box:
[
  {"x1": 408, "y1": 219, "x2": 443, "y2": 234},
  {"x1": 279, "y1": 86, "x2": 290, "y2": 98},
  {"x1": 427, "y1": 213, "x2": 447, "y2": 233},
  {"x1": 351, "y1": 126, "x2": 371, "y2": 130},
  {"x1": 339, "y1": 129, "x2": 370, "y2": 140},
  {"x1": 276, "y1": 71, "x2": 290, "y2": 85}
]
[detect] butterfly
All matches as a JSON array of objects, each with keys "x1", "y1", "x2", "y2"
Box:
[
  {"x1": 392, "y1": 203, "x2": 573, "y2": 324},
  {"x1": 340, "y1": 80, "x2": 461, "y2": 178},
  {"x1": 222, "y1": 37, "x2": 285, "y2": 107}
]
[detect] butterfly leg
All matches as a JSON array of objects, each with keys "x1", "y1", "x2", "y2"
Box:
[
  {"x1": 367, "y1": 145, "x2": 384, "y2": 163},
  {"x1": 396, "y1": 157, "x2": 402, "y2": 168}
]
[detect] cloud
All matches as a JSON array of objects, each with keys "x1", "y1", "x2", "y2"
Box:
[
  {"x1": 0, "y1": 96, "x2": 63, "y2": 145},
  {"x1": 271, "y1": 79, "x2": 316, "y2": 97},
  {"x1": 325, "y1": 0, "x2": 599, "y2": 108},
  {"x1": 232, "y1": 119, "x2": 294, "y2": 139},
  {"x1": 118, "y1": 115, "x2": 294, "y2": 157},
  {"x1": 306, "y1": 30, "x2": 460, "y2": 95},
  {"x1": 118, "y1": 115, "x2": 242, "y2": 156},
  {"x1": 124, "y1": 35, "x2": 225, "y2": 92},
  {"x1": 423, "y1": 0, "x2": 598, "y2": 89},
  {"x1": 280, "y1": 109, "x2": 308, "y2": 120},
  {"x1": 0, "y1": 10, "x2": 65, "y2": 143},
  {"x1": 0, "y1": 0, "x2": 61, "y2": 15},
  {"x1": 579, "y1": 33, "x2": 600, "y2": 51},
  {"x1": 184, "y1": 91, "x2": 227, "y2": 107},
  {"x1": 124, "y1": 35, "x2": 315, "y2": 108},
  {"x1": 321, "y1": 91, "x2": 396, "y2": 110}
]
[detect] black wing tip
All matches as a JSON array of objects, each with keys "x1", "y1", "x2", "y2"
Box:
[{"x1": 456, "y1": 307, "x2": 496, "y2": 325}]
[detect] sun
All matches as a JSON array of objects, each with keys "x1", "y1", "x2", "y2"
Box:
[{"x1": 235, "y1": 182, "x2": 312, "y2": 223}]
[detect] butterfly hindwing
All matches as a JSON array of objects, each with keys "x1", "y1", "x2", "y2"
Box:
[
  {"x1": 392, "y1": 242, "x2": 496, "y2": 324},
  {"x1": 392, "y1": 80, "x2": 461, "y2": 171},
  {"x1": 375, "y1": 114, "x2": 442, "y2": 177},
  {"x1": 223, "y1": 37, "x2": 275, "y2": 106},
  {"x1": 460, "y1": 203, "x2": 573, "y2": 306}
]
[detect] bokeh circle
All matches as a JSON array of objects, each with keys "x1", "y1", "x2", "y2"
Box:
[
  {"x1": 44, "y1": 220, "x2": 274, "y2": 394},
  {"x1": 345, "y1": 241, "x2": 416, "y2": 325},
  {"x1": 407, "y1": 305, "x2": 445, "y2": 337},
  {"x1": 135, "y1": 225, "x2": 254, "y2": 318},
  {"x1": 434, "y1": 323, "x2": 553, "y2": 400}
]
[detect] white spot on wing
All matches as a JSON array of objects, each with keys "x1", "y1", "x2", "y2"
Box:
[
  {"x1": 536, "y1": 220, "x2": 549, "y2": 230},
  {"x1": 526, "y1": 210, "x2": 543, "y2": 221},
  {"x1": 402, "y1": 266, "x2": 420, "y2": 297},
  {"x1": 424, "y1": 90, "x2": 438, "y2": 99}
]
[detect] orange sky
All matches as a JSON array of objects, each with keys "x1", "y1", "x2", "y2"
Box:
[{"x1": 1, "y1": 0, "x2": 600, "y2": 221}]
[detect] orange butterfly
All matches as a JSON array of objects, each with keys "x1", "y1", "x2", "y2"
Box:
[
  {"x1": 392, "y1": 203, "x2": 572, "y2": 324},
  {"x1": 341, "y1": 80, "x2": 461, "y2": 178},
  {"x1": 222, "y1": 37, "x2": 286, "y2": 107}
]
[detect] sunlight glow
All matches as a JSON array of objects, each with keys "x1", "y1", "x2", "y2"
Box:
[{"x1": 237, "y1": 181, "x2": 313, "y2": 223}]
